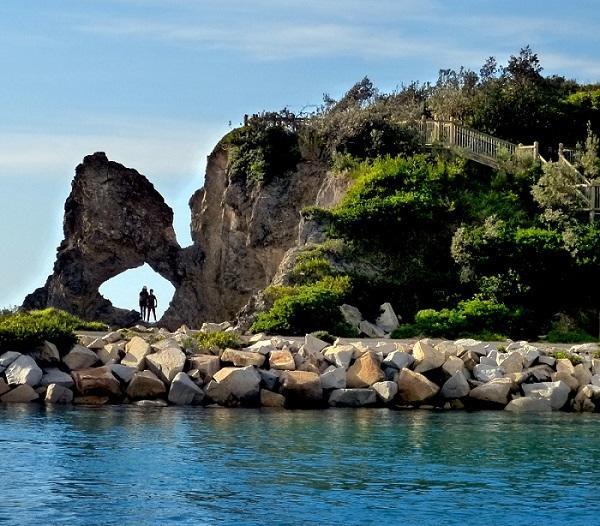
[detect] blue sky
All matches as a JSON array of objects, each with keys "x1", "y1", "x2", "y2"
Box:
[{"x1": 1, "y1": 0, "x2": 599, "y2": 318}]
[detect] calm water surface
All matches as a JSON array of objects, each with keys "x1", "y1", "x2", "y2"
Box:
[{"x1": 0, "y1": 406, "x2": 599, "y2": 525}]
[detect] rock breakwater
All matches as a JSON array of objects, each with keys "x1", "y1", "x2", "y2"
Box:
[{"x1": 1, "y1": 327, "x2": 599, "y2": 412}]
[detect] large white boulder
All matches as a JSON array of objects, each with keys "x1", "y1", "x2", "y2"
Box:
[
  {"x1": 473, "y1": 364, "x2": 504, "y2": 383},
  {"x1": 346, "y1": 352, "x2": 385, "y2": 388},
  {"x1": 323, "y1": 345, "x2": 354, "y2": 370},
  {"x1": 304, "y1": 334, "x2": 329, "y2": 354},
  {"x1": 441, "y1": 371, "x2": 470, "y2": 399},
  {"x1": 63, "y1": 345, "x2": 98, "y2": 371},
  {"x1": 110, "y1": 364, "x2": 137, "y2": 384},
  {"x1": 320, "y1": 366, "x2": 346, "y2": 390},
  {"x1": 188, "y1": 354, "x2": 221, "y2": 381},
  {"x1": 0, "y1": 351, "x2": 21, "y2": 371},
  {"x1": 376, "y1": 303, "x2": 400, "y2": 333},
  {"x1": 146, "y1": 348, "x2": 186, "y2": 384},
  {"x1": 221, "y1": 348, "x2": 265, "y2": 367},
  {"x1": 206, "y1": 366, "x2": 261, "y2": 406},
  {"x1": 269, "y1": 349, "x2": 296, "y2": 371},
  {"x1": 5, "y1": 355, "x2": 43, "y2": 386},
  {"x1": 522, "y1": 381, "x2": 570, "y2": 410},
  {"x1": 121, "y1": 337, "x2": 152, "y2": 370},
  {"x1": 1, "y1": 384, "x2": 38, "y2": 403},
  {"x1": 40, "y1": 368, "x2": 74, "y2": 388},
  {"x1": 359, "y1": 320, "x2": 386, "y2": 338},
  {"x1": 45, "y1": 384, "x2": 74, "y2": 404},
  {"x1": 372, "y1": 381, "x2": 398, "y2": 403},
  {"x1": 505, "y1": 397, "x2": 552, "y2": 412},
  {"x1": 168, "y1": 372, "x2": 203, "y2": 405},
  {"x1": 383, "y1": 351, "x2": 414, "y2": 370},
  {"x1": 413, "y1": 340, "x2": 445, "y2": 373},
  {"x1": 126, "y1": 371, "x2": 166, "y2": 399},
  {"x1": 469, "y1": 379, "x2": 511, "y2": 405},
  {"x1": 442, "y1": 356, "x2": 467, "y2": 377},
  {"x1": 340, "y1": 304, "x2": 363, "y2": 330}
]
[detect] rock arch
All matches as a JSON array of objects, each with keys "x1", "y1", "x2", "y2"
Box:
[{"x1": 23, "y1": 152, "x2": 184, "y2": 327}]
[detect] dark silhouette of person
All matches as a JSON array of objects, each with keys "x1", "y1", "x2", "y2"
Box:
[
  {"x1": 139, "y1": 286, "x2": 149, "y2": 321},
  {"x1": 147, "y1": 289, "x2": 157, "y2": 322}
]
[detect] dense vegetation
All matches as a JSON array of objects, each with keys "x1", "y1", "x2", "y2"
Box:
[
  {"x1": 230, "y1": 48, "x2": 600, "y2": 340},
  {"x1": 0, "y1": 308, "x2": 107, "y2": 354}
]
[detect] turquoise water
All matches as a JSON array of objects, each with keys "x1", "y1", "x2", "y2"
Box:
[{"x1": 1, "y1": 407, "x2": 599, "y2": 526}]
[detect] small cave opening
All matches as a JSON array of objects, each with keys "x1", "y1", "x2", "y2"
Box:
[{"x1": 99, "y1": 264, "x2": 175, "y2": 322}]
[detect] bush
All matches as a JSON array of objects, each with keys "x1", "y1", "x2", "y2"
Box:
[
  {"x1": 392, "y1": 298, "x2": 518, "y2": 339},
  {"x1": 0, "y1": 308, "x2": 105, "y2": 354},
  {"x1": 251, "y1": 276, "x2": 355, "y2": 336},
  {"x1": 193, "y1": 331, "x2": 242, "y2": 352}
]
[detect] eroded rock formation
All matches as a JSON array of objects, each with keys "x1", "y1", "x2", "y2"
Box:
[{"x1": 24, "y1": 137, "x2": 348, "y2": 328}]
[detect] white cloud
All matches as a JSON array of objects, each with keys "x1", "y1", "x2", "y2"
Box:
[{"x1": 0, "y1": 117, "x2": 227, "y2": 184}]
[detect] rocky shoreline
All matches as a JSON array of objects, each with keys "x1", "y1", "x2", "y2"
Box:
[{"x1": 1, "y1": 325, "x2": 600, "y2": 412}]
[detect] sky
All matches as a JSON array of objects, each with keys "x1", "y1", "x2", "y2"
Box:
[{"x1": 1, "y1": 0, "x2": 599, "y2": 319}]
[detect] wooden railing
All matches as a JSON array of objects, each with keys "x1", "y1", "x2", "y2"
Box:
[{"x1": 415, "y1": 119, "x2": 538, "y2": 168}]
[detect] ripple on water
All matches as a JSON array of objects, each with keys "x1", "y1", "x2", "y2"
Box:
[{"x1": 0, "y1": 407, "x2": 599, "y2": 525}]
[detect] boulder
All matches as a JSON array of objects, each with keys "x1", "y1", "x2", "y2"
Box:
[
  {"x1": 556, "y1": 358, "x2": 575, "y2": 375},
  {"x1": 473, "y1": 364, "x2": 504, "y2": 383},
  {"x1": 441, "y1": 371, "x2": 470, "y2": 399},
  {"x1": 396, "y1": 369, "x2": 439, "y2": 403},
  {"x1": 86, "y1": 337, "x2": 106, "y2": 350},
  {"x1": 573, "y1": 364, "x2": 592, "y2": 387},
  {"x1": 525, "y1": 364, "x2": 555, "y2": 382},
  {"x1": 497, "y1": 352, "x2": 524, "y2": 374},
  {"x1": 126, "y1": 371, "x2": 166, "y2": 399},
  {"x1": 146, "y1": 347, "x2": 186, "y2": 384},
  {"x1": 279, "y1": 371, "x2": 323, "y2": 406},
  {"x1": 505, "y1": 397, "x2": 552, "y2": 412},
  {"x1": 413, "y1": 340, "x2": 445, "y2": 373},
  {"x1": 36, "y1": 341, "x2": 60, "y2": 362},
  {"x1": 442, "y1": 356, "x2": 467, "y2": 377},
  {"x1": 45, "y1": 384, "x2": 74, "y2": 404},
  {"x1": 373, "y1": 341, "x2": 399, "y2": 356},
  {"x1": 522, "y1": 381, "x2": 570, "y2": 410},
  {"x1": 220, "y1": 348, "x2": 265, "y2": 368},
  {"x1": 359, "y1": 320, "x2": 386, "y2": 338},
  {"x1": 517, "y1": 345, "x2": 540, "y2": 367},
  {"x1": 592, "y1": 374, "x2": 600, "y2": 387},
  {"x1": 329, "y1": 388, "x2": 377, "y2": 407},
  {"x1": 320, "y1": 366, "x2": 347, "y2": 390},
  {"x1": 0, "y1": 351, "x2": 21, "y2": 370},
  {"x1": 98, "y1": 342, "x2": 124, "y2": 365},
  {"x1": 206, "y1": 366, "x2": 261, "y2": 406},
  {"x1": 304, "y1": 334, "x2": 329, "y2": 354},
  {"x1": 340, "y1": 304, "x2": 363, "y2": 329},
  {"x1": 63, "y1": 345, "x2": 98, "y2": 370},
  {"x1": 460, "y1": 350, "x2": 480, "y2": 371},
  {"x1": 383, "y1": 351, "x2": 414, "y2": 371},
  {"x1": 168, "y1": 372, "x2": 203, "y2": 405},
  {"x1": 538, "y1": 355, "x2": 556, "y2": 367},
  {"x1": 40, "y1": 368, "x2": 74, "y2": 388},
  {"x1": 436, "y1": 341, "x2": 462, "y2": 357},
  {"x1": 110, "y1": 364, "x2": 137, "y2": 383},
  {"x1": 551, "y1": 371, "x2": 579, "y2": 391},
  {"x1": 0, "y1": 379, "x2": 9, "y2": 396},
  {"x1": 372, "y1": 381, "x2": 398, "y2": 403},
  {"x1": 269, "y1": 350, "x2": 296, "y2": 371},
  {"x1": 469, "y1": 380, "x2": 511, "y2": 406},
  {"x1": 376, "y1": 302, "x2": 399, "y2": 333},
  {"x1": 573, "y1": 385, "x2": 600, "y2": 412},
  {"x1": 121, "y1": 336, "x2": 152, "y2": 370},
  {"x1": 260, "y1": 389, "x2": 286, "y2": 408},
  {"x1": 1, "y1": 384, "x2": 39, "y2": 403},
  {"x1": 346, "y1": 352, "x2": 385, "y2": 388},
  {"x1": 455, "y1": 338, "x2": 487, "y2": 355},
  {"x1": 72, "y1": 366, "x2": 121, "y2": 397},
  {"x1": 323, "y1": 345, "x2": 354, "y2": 370},
  {"x1": 200, "y1": 322, "x2": 224, "y2": 334},
  {"x1": 259, "y1": 369, "x2": 280, "y2": 391},
  {"x1": 244, "y1": 340, "x2": 275, "y2": 355},
  {"x1": 188, "y1": 354, "x2": 221, "y2": 380},
  {"x1": 5, "y1": 355, "x2": 43, "y2": 386}
]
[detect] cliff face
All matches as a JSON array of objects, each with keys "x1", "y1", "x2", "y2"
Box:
[{"x1": 24, "y1": 136, "x2": 348, "y2": 328}]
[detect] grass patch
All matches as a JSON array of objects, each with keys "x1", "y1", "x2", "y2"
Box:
[
  {"x1": 193, "y1": 331, "x2": 242, "y2": 352},
  {"x1": 551, "y1": 351, "x2": 583, "y2": 365}
]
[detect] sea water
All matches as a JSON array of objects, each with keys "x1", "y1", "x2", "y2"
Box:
[{"x1": 0, "y1": 406, "x2": 599, "y2": 525}]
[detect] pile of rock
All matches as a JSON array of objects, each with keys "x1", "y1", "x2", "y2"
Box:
[
  {"x1": 1, "y1": 329, "x2": 599, "y2": 412},
  {"x1": 340, "y1": 302, "x2": 400, "y2": 338}
]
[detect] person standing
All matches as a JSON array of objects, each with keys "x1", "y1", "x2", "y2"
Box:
[
  {"x1": 147, "y1": 289, "x2": 158, "y2": 322},
  {"x1": 138, "y1": 286, "x2": 149, "y2": 321}
]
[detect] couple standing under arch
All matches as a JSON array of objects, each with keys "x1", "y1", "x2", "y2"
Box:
[{"x1": 138, "y1": 286, "x2": 158, "y2": 322}]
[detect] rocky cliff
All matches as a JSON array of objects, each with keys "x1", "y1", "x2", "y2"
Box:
[{"x1": 24, "y1": 136, "x2": 348, "y2": 329}]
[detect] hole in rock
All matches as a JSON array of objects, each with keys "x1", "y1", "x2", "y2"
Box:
[{"x1": 99, "y1": 264, "x2": 175, "y2": 322}]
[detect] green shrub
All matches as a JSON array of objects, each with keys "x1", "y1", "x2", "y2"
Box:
[
  {"x1": 546, "y1": 327, "x2": 595, "y2": 343},
  {"x1": 288, "y1": 257, "x2": 335, "y2": 285},
  {"x1": 193, "y1": 331, "x2": 242, "y2": 351},
  {"x1": 551, "y1": 351, "x2": 583, "y2": 365},
  {"x1": 251, "y1": 276, "x2": 355, "y2": 336},
  {"x1": 393, "y1": 298, "x2": 517, "y2": 339},
  {"x1": 0, "y1": 308, "x2": 105, "y2": 354}
]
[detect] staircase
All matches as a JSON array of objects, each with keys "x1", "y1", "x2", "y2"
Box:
[{"x1": 415, "y1": 119, "x2": 600, "y2": 220}]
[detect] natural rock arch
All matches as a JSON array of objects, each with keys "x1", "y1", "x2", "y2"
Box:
[{"x1": 23, "y1": 152, "x2": 184, "y2": 327}]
